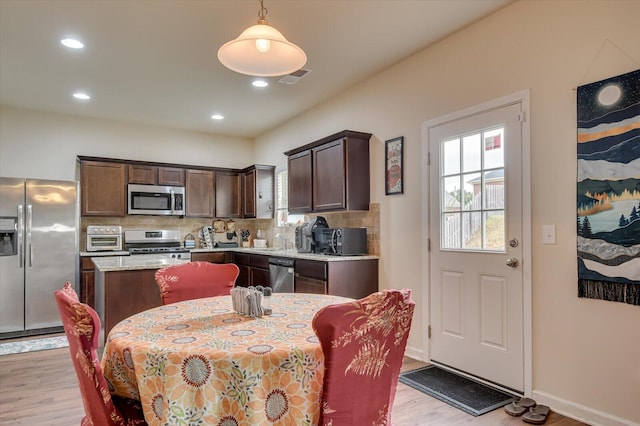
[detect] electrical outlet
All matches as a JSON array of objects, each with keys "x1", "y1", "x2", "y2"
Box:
[{"x1": 542, "y1": 225, "x2": 556, "y2": 244}]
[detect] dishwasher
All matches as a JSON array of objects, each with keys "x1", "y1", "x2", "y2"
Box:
[{"x1": 268, "y1": 257, "x2": 295, "y2": 293}]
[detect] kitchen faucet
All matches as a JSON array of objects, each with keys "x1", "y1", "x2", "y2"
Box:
[{"x1": 276, "y1": 233, "x2": 287, "y2": 250}]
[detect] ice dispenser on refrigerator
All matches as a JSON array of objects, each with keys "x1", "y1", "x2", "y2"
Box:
[{"x1": 0, "y1": 217, "x2": 18, "y2": 256}]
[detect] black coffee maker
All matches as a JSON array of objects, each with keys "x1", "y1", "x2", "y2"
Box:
[{"x1": 295, "y1": 216, "x2": 329, "y2": 253}]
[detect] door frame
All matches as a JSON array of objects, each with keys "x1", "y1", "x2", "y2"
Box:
[{"x1": 421, "y1": 90, "x2": 532, "y2": 396}]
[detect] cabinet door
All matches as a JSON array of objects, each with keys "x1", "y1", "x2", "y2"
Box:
[
  {"x1": 313, "y1": 139, "x2": 346, "y2": 211},
  {"x1": 243, "y1": 169, "x2": 256, "y2": 218},
  {"x1": 295, "y1": 276, "x2": 327, "y2": 294},
  {"x1": 216, "y1": 172, "x2": 242, "y2": 218},
  {"x1": 250, "y1": 268, "x2": 270, "y2": 287},
  {"x1": 158, "y1": 167, "x2": 185, "y2": 186},
  {"x1": 185, "y1": 169, "x2": 215, "y2": 217},
  {"x1": 128, "y1": 164, "x2": 156, "y2": 184},
  {"x1": 80, "y1": 257, "x2": 95, "y2": 307},
  {"x1": 81, "y1": 161, "x2": 126, "y2": 216},
  {"x1": 288, "y1": 150, "x2": 313, "y2": 213},
  {"x1": 103, "y1": 269, "x2": 161, "y2": 337},
  {"x1": 255, "y1": 167, "x2": 274, "y2": 219},
  {"x1": 236, "y1": 265, "x2": 250, "y2": 287}
]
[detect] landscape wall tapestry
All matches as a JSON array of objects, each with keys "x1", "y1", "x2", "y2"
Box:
[{"x1": 577, "y1": 68, "x2": 640, "y2": 306}]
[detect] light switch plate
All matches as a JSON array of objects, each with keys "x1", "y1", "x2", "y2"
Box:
[{"x1": 542, "y1": 225, "x2": 556, "y2": 244}]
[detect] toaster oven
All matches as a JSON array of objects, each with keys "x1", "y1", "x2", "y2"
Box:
[{"x1": 86, "y1": 225, "x2": 122, "y2": 252}]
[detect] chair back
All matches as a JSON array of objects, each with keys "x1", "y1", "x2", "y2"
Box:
[
  {"x1": 154, "y1": 261, "x2": 240, "y2": 305},
  {"x1": 54, "y1": 282, "x2": 146, "y2": 426},
  {"x1": 312, "y1": 289, "x2": 415, "y2": 426}
]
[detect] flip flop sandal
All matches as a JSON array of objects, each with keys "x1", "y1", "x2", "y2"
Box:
[
  {"x1": 523, "y1": 405, "x2": 551, "y2": 425},
  {"x1": 504, "y1": 397, "x2": 537, "y2": 416}
]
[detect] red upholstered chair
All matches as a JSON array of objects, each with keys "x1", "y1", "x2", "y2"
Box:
[
  {"x1": 54, "y1": 282, "x2": 147, "y2": 426},
  {"x1": 154, "y1": 261, "x2": 240, "y2": 305},
  {"x1": 312, "y1": 288, "x2": 415, "y2": 426}
]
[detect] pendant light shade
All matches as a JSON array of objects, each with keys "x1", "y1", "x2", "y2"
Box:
[{"x1": 218, "y1": 1, "x2": 307, "y2": 77}]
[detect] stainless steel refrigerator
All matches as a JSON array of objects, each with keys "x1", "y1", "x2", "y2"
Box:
[{"x1": 0, "y1": 178, "x2": 79, "y2": 338}]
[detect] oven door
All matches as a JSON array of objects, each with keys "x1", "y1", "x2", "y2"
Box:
[
  {"x1": 128, "y1": 184, "x2": 184, "y2": 216},
  {"x1": 87, "y1": 234, "x2": 122, "y2": 252}
]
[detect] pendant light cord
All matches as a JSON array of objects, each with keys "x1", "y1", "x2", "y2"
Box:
[{"x1": 258, "y1": 0, "x2": 268, "y2": 23}]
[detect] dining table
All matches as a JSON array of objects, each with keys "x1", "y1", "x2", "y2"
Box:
[{"x1": 101, "y1": 292, "x2": 352, "y2": 426}]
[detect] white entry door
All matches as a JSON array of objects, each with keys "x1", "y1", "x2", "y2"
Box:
[{"x1": 427, "y1": 100, "x2": 525, "y2": 392}]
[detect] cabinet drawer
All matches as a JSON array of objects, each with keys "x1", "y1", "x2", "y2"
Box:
[
  {"x1": 295, "y1": 259, "x2": 327, "y2": 281},
  {"x1": 81, "y1": 257, "x2": 95, "y2": 270},
  {"x1": 233, "y1": 252, "x2": 251, "y2": 266},
  {"x1": 250, "y1": 254, "x2": 269, "y2": 269},
  {"x1": 192, "y1": 252, "x2": 230, "y2": 263}
]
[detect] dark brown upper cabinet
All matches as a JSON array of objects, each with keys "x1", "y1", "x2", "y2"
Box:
[
  {"x1": 128, "y1": 164, "x2": 185, "y2": 186},
  {"x1": 80, "y1": 160, "x2": 126, "y2": 216},
  {"x1": 287, "y1": 150, "x2": 313, "y2": 213},
  {"x1": 285, "y1": 130, "x2": 371, "y2": 213},
  {"x1": 185, "y1": 169, "x2": 215, "y2": 217},
  {"x1": 243, "y1": 165, "x2": 275, "y2": 219},
  {"x1": 128, "y1": 164, "x2": 156, "y2": 185},
  {"x1": 78, "y1": 156, "x2": 273, "y2": 219},
  {"x1": 158, "y1": 167, "x2": 185, "y2": 186},
  {"x1": 215, "y1": 171, "x2": 242, "y2": 218}
]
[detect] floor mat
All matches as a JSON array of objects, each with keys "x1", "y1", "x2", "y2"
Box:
[
  {"x1": 0, "y1": 335, "x2": 68, "y2": 356},
  {"x1": 399, "y1": 365, "x2": 515, "y2": 416}
]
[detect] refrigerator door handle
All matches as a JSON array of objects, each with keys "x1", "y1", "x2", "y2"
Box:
[
  {"x1": 26, "y1": 204, "x2": 33, "y2": 267},
  {"x1": 17, "y1": 204, "x2": 24, "y2": 268}
]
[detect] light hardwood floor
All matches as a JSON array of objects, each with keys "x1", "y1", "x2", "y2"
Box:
[{"x1": 0, "y1": 345, "x2": 588, "y2": 425}]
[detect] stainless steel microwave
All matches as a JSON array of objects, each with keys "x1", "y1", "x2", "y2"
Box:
[{"x1": 127, "y1": 184, "x2": 185, "y2": 216}]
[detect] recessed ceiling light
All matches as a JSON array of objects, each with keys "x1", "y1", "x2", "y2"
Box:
[
  {"x1": 211, "y1": 114, "x2": 224, "y2": 120},
  {"x1": 252, "y1": 80, "x2": 269, "y2": 88},
  {"x1": 73, "y1": 92, "x2": 91, "y2": 100},
  {"x1": 61, "y1": 38, "x2": 84, "y2": 49}
]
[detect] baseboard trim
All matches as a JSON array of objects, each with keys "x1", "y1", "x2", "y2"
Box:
[
  {"x1": 532, "y1": 390, "x2": 639, "y2": 426},
  {"x1": 404, "y1": 345, "x2": 423, "y2": 362}
]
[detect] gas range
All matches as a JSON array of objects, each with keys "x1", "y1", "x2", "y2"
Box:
[{"x1": 124, "y1": 229, "x2": 192, "y2": 260}]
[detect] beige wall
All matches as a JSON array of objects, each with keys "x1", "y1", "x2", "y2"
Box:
[
  {"x1": 256, "y1": 1, "x2": 640, "y2": 424},
  {"x1": 1, "y1": 1, "x2": 639, "y2": 424},
  {"x1": 0, "y1": 106, "x2": 253, "y2": 180}
]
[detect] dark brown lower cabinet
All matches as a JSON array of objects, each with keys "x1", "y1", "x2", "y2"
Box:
[
  {"x1": 233, "y1": 253, "x2": 269, "y2": 287},
  {"x1": 295, "y1": 276, "x2": 327, "y2": 294},
  {"x1": 80, "y1": 257, "x2": 95, "y2": 308},
  {"x1": 295, "y1": 258, "x2": 378, "y2": 299},
  {"x1": 102, "y1": 269, "x2": 161, "y2": 338},
  {"x1": 191, "y1": 252, "x2": 232, "y2": 263}
]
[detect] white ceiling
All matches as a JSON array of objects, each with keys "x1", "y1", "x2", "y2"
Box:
[{"x1": 0, "y1": 0, "x2": 512, "y2": 139}]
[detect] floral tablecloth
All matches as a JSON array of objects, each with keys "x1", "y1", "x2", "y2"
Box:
[{"x1": 102, "y1": 293, "x2": 351, "y2": 426}]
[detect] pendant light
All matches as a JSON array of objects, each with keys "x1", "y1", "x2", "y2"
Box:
[{"x1": 217, "y1": 0, "x2": 307, "y2": 77}]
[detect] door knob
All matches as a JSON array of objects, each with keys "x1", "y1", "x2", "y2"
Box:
[{"x1": 506, "y1": 258, "x2": 519, "y2": 268}]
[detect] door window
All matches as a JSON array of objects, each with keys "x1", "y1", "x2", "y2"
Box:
[{"x1": 440, "y1": 127, "x2": 505, "y2": 252}]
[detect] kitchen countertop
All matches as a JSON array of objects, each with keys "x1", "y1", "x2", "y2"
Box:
[
  {"x1": 92, "y1": 255, "x2": 189, "y2": 272},
  {"x1": 80, "y1": 251, "x2": 129, "y2": 257},
  {"x1": 86, "y1": 247, "x2": 377, "y2": 272},
  {"x1": 194, "y1": 247, "x2": 379, "y2": 261}
]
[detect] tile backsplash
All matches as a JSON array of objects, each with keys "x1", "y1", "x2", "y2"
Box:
[{"x1": 81, "y1": 203, "x2": 380, "y2": 255}]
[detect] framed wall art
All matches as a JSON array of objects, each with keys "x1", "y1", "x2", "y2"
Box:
[
  {"x1": 385, "y1": 136, "x2": 404, "y2": 195},
  {"x1": 576, "y1": 68, "x2": 640, "y2": 306}
]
